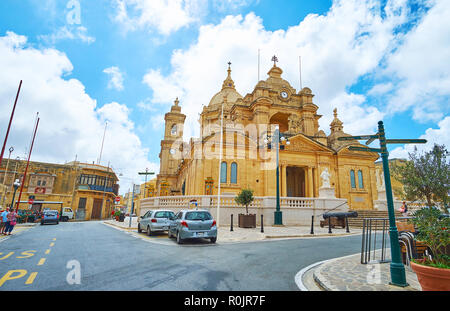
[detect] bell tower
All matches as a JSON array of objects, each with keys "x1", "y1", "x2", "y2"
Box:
[{"x1": 158, "y1": 98, "x2": 186, "y2": 195}]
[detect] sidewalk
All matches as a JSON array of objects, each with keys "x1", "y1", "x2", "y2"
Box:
[
  {"x1": 103, "y1": 218, "x2": 362, "y2": 242},
  {"x1": 298, "y1": 251, "x2": 421, "y2": 291}
]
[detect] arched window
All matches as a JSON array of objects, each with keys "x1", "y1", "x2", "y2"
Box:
[
  {"x1": 350, "y1": 170, "x2": 356, "y2": 189},
  {"x1": 358, "y1": 170, "x2": 364, "y2": 189},
  {"x1": 220, "y1": 162, "x2": 227, "y2": 183},
  {"x1": 230, "y1": 162, "x2": 237, "y2": 184},
  {"x1": 171, "y1": 124, "x2": 177, "y2": 136}
]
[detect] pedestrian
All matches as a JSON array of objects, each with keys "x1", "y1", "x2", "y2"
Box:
[
  {"x1": 399, "y1": 201, "x2": 408, "y2": 217},
  {"x1": 1, "y1": 208, "x2": 9, "y2": 235},
  {"x1": 5, "y1": 209, "x2": 18, "y2": 235}
]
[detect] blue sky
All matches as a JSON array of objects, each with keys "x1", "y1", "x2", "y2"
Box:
[{"x1": 0, "y1": 0, "x2": 449, "y2": 191}]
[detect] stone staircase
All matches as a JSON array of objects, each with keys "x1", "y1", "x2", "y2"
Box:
[{"x1": 347, "y1": 210, "x2": 403, "y2": 229}]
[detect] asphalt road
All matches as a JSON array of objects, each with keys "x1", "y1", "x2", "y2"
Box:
[{"x1": 0, "y1": 221, "x2": 365, "y2": 291}]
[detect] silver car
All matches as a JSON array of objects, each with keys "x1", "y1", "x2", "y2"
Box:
[
  {"x1": 168, "y1": 210, "x2": 217, "y2": 244},
  {"x1": 138, "y1": 210, "x2": 175, "y2": 236}
]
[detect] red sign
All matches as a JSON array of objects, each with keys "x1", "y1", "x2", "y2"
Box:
[
  {"x1": 28, "y1": 198, "x2": 34, "y2": 205},
  {"x1": 115, "y1": 196, "x2": 120, "y2": 203}
]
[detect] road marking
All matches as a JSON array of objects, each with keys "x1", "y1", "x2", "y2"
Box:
[
  {"x1": 45, "y1": 249, "x2": 51, "y2": 255},
  {"x1": 50, "y1": 242, "x2": 55, "y2": 247},
  {"x1": 16, "y1": 250, "x2": 37, "y2": 259},
  {"x1": 0, "y1": 270, "x2": 27, "y2": 287},
  {"x1": 25, "y1": 272, "x2": 38, "y2": 285},
  {"x1": 0, "y1": 252, "x2": 14, "y2": 260},
  {"x1": 37, "y1": 258, "x2": 46, "y2": 266}
]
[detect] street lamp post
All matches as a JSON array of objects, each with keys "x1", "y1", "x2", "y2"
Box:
[
  {"x1": 265, "y1": 125, "x2": 290, "y2": 226},
  {"x1": 10, "y1": 179, "x2": 20, "y2": 210},
  {"x1": 1, "y1": 147, "x2": 14, "y2": 208}
]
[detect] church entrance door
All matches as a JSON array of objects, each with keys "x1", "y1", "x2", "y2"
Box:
[{"x1": 286, "y1": 166, "x2": 306, "y2": 197}]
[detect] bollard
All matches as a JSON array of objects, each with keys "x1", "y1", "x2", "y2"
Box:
[
  {"x1": 328, "y1": 217, "x2": 332, "y2": 234},
  {"x1": 345, "y1": 216, "x2": 350, "y2": 233},
  {"x1": 261, "y1": 215, "x2": 264, "y2": 233},
  {"x1": 310, "y1": 215, "x2": 314, "y2": 234},
  {"x1": 230, "y1": 214, "x2": 233, "y2": 231}
]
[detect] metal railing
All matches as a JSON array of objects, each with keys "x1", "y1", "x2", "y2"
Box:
[
  {"x1": 361, "y1": 217, "x2": 391, "y2": 264},
  {"x1": 360, "y1": 216, "x2": 428, "y2": 265}
]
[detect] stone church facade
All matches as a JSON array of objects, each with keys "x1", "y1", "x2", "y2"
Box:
[{"x1": 154, "y1": 60, "x2": 380, "y2": 210}]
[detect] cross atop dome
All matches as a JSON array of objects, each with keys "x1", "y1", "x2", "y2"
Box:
[
  {"x1": 271, "y1": 55, "x2": 279, "y2": 66},
  {"x1": 222, "y1": 61, "x2": 236, "y2": 90}
]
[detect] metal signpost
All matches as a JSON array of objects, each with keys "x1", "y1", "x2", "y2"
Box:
[{"x1": 338, "y1": 120, "x2": 426, "y2": 287}]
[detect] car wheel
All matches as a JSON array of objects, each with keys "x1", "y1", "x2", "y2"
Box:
[
  {"x1": 138, "y1": 224, "x2": 142, "y2": 233},
  {"x1": 210, "y1": 237, "x2": 217, "y2": 243},
  {"x1": 56, "y1": 221, "x2": 59, "y2": 225},
  {"x1": 40, "y1": 222, "x2": 44, "y2": 225},
  {"x1": 176, "y1": 231, "x2": 183, "y2": 244},
  {"x1": 147, "y1": 226, "x2": 153, "y2": 236}
]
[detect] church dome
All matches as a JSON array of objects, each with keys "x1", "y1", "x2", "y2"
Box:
[{"x1": 207, "y1": 63, "x2": 243, "y2": 108}]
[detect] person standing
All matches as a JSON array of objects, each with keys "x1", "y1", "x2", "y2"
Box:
[
  {"x1": 5, "y1": 209, "x2": 17, "y2": 235},
  {"x1": 1, "y1": 208, "x2": 10, "y2": 235}
]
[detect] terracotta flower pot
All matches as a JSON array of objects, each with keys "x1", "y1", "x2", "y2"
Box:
[{"x1": 410, "y1": 260, "x2": 450, "y2": 291}]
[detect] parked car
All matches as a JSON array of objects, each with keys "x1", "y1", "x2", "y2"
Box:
[
  {"x1": 168, "y1": 210, "x2": 217, "y2": 244},
  {"x1": 60, "y1": 207, "x2": 74, "y2": 221},
  {"x1": 41, "y1": 210, "x2": 59, "y2": 225},
  {"x1": 138, "y1": 210, "x2": 175, "y2": 236}
]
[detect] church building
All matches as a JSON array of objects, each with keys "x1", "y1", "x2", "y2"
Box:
[{"x1": 154, "y1": 58, "x2": 380, "y2": 210}]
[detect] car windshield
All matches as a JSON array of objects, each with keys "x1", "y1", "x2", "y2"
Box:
[
  {"x1": 185, "y1": 211, "x2": 212, "y2": 221},
  {"x1": 44, "y1": 211, "x2": 58, "y2": 215},
  {"x1": 154, "y1": 211, "x2": 174, "y2": 218}
]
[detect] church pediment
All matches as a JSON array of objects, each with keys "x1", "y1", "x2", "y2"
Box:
[
  {"x1": 284, "y1": 133, "x2": 333, "y2": 153},
  {"x1": 337, "y1": 144, "x2": 380, "y2": 159}
]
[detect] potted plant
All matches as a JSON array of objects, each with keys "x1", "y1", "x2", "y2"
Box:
[
  {"x1": 235, "y1": 189, "x2": 256, "y2": 228},
  {"x1": 114, "y1": 210, "x2": 121, "y2": 221},
  {"x1": 410, "y1": 206, "x2": 450, "y2": 291}
]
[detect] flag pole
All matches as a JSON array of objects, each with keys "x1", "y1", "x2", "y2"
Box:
[
  {"x1": 217, "y1": 101, "x2": 224, "y2": 228},
  {"x1": 1, "y1": 80, "x2": 22, "y2": 167},
  {"x1": 15, "y1": 116, "x2": 39, "y2": 212}
]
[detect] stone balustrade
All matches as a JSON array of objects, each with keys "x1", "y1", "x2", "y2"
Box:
[{"x1": 140, "y1": 195, "x2": 349, "y2": 226}]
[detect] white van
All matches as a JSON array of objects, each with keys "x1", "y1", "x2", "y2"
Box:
[{"x1": 61, "y1": 207, "x2": 74, "y2": 221}]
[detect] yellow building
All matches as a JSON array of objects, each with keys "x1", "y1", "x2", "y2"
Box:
[
  {"x1": 154, "y1": 60, "x2": 381, "y2": 210},
  {"x1": 0, "y1": 159, "x2": 119, "y2": 220}
]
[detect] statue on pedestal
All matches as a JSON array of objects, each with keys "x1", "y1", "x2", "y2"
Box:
[{"x1": 320, "y1": 168, "x2": 331, "y2": 188}]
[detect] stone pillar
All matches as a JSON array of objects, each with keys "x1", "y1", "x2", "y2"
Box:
[
  {"x1": 281, "y1": 164, "x2": 287, "y2": 197},
  {"x1": 307, "y1": 167, "x2": 313, "y2": 197}
]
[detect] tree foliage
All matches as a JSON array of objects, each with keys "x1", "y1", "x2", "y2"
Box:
[
  {"x1": 392, "y1": 144, "x2": 449, "y2": 212},
  {"x1": 412, "y1": 207, "x2": 449, "y2": 268},
  {"x1": 235, "y1": 189, "x2": 254, "y2": 215}
]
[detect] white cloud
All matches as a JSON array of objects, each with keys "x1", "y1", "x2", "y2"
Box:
[
  {"x1": 39, "y1": 25, "x2": 96, "y2": 44},
  {"x1": 103, "y1": 66, "x2": 125, "y2": 91},
  {"x1": 112, "y1": 0, "x2": 256, "y2": 35},
  {"x1": 368, "y1": 82, "x2": 394, "y2": 96},
  {"x1": 384, "y1": 0, "x2": 450, "y2": 122},
  {"x1": 389, "y1": 116, "x2": 450, "y2": 159},
  {"x1": 0, "y1": 31, "x2": 156, "y2": 193},
  {"x1": 142, "y1": 0, "x2": 412, "y2": 138}
]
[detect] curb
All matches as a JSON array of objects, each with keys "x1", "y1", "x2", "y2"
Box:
[
  {"x1": 294, "y1": 260, "x2": 328, "y2": 291},
  {"x1": 294, "y1": 252, "x2": 363, "y2": 291}
]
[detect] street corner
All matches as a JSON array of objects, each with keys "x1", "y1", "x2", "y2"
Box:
[{"x1": 0, "y1": 224, "x2": 36, "y2": 242}]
